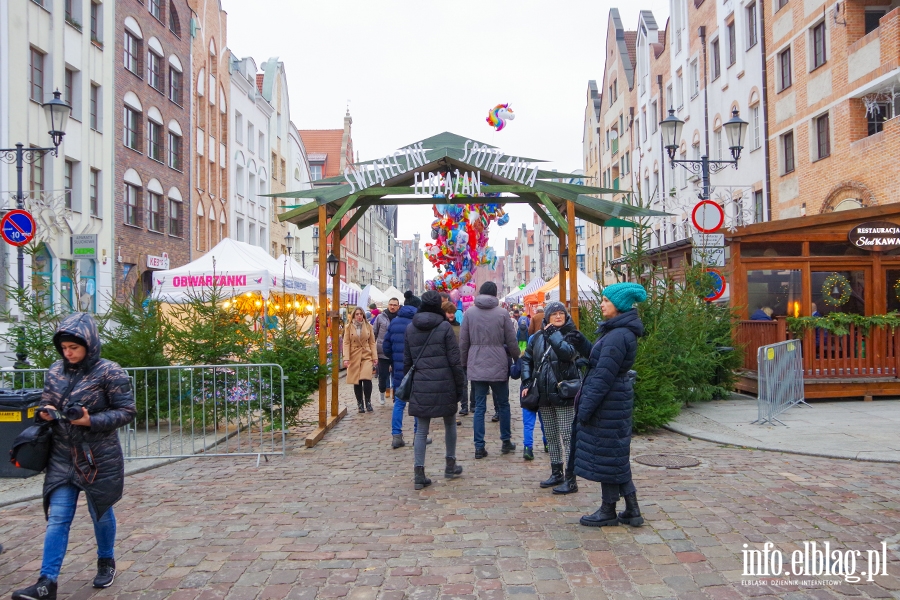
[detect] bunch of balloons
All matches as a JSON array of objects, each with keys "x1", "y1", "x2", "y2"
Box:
[
  {"x1": 423, "y1": 203, "x2": 509, "y2": 292},
  {"x1": 487, "y1": 103, "x2": 515, "y2": 131}
]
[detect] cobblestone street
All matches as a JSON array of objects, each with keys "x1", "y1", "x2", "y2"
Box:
[{"x1": 2, "y1": 381, "x2": 899, "y2": 600}]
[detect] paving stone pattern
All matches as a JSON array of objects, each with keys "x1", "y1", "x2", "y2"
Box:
[{"x1": 1, "y1": 380, "x2": 899, "y2": 599}]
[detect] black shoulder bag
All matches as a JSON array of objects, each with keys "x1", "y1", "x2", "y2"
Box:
[
  {"x1": 394, "y1": 327, "x2": 438, "y2": 402},
  {"x1": 520, "y1": 343, "x2": 552, "y2": 411}
]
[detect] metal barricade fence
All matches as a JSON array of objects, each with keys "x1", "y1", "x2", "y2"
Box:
[
  {"x1": 752, "y1": 340, "x2": 809, "y2": 426},
  {"x1": 0, "y1": 364, "x2": 286, "y2": 463}
]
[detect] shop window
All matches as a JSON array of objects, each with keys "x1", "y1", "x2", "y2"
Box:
[
  {"x1": 60, "y1": 259, "x2": 75, "y2": 310},
  {"x1": 887, "y1": 270, "x2": 900, "y2": 313},
  {"x1": 747, "y1": 269, "x2": 801, "y2": 319},
  {"x1": 32, "y1": 243, "x2": 53, "y2": 311},
  {"x1": 740, "y1": 241, "x2": 802, "y2": 257},
  {"x1": 79, "y1": 259, "x2": 96, "y2": 312},
  {"x1": 811, "y1": 271, "x2": 864, "y2": 316},
  {"x1": 808, "y1": 242, "x2": 866, "y2": 256}
]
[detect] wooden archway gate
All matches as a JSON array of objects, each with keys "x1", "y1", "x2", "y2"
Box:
[{"x1": 268, "y1": 132, "x2": 668, "y2": 447}]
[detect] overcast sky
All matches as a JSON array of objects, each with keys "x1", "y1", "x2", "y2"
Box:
[{"x1": 225, "y1": 0, "x2": 671, "y2": 277}]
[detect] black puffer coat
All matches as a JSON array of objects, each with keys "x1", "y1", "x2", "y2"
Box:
[
  {"x1": 403, "y1": 311, "x2": 466, "y2": 419},
  {"x1": 520, "y1": 317, "x2": 592, "y2": 408},
  {"x1": 40, "y1": 313, "x2": 136, "y2": 519},
  {"x1": 574, "y1": 309, "x2": 643, "y2": 484}
]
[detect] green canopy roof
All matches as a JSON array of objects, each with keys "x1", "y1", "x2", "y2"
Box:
[{"x1": 267, "y1": 131, "x2": 669, "y2": 237}]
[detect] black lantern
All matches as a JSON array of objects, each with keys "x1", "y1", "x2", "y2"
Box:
[
  {"x1": 284, "y1": 232, "x2": 294, "y2": 254},
  {"x1": 326, "y1": 253, "x2": 339, "y2": 277},
  {"x1": 42, "y1": 90, "x2": 71, "y2": 149},
  {"x1": 561, "y1": 252, "x2": 570, "y2": 272},
  {"x1": 660, "y1": 108, "x2": 684, "y2": 161},
  {"x1": 724, "y1": 108, "x2": 749, "y2": 160}
]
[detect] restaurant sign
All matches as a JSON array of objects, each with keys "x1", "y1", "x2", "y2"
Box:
[{"x1": 848, "y1": 222, "x2": 900, "y2": 251}]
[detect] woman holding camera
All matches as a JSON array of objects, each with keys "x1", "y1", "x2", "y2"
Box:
[
  {"x1": 520, "y1": 302, "x2": 591, "y2": 490},
  {"x1": 14, "y1": 313, "x2": 135, "y2": 600}
]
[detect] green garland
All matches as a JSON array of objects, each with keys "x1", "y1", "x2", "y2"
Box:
[
  {"x1": 786, "y1": 312, "x2": 900, "y2": 337},
  {"x1": 821, "y1": 273, "x2": 851, "y2": 307},
  {"x1": 894, "y1": 278, "x2": 900, "y2": 301}
]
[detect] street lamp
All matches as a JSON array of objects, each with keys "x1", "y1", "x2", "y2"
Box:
[
  {"x1": 284, "y1": 232, "x2": 294, "y2": 255},
  {"x1": 0, "y1": 89, "x2": 71, "y2": 367},
  {"x1": 326, "y1": 252, "x2": 340, "y2": 278},
  {"x1": 561, "y1": 252, "x2": 570, "y2": 272}
]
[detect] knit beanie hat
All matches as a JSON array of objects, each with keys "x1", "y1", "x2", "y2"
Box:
[
  {"x1": 404, "y1": 290, "x2": 422, "y2": 308},
  {"x1": 420, "y1": 290, "x2": 444, "y2": 315},
  {"x1": 601, "y1": 282, "x2": 648, "y2": 312},
  {"x1": 543, "y1": 301, "x2": 568, "y2": 324},
  {"x1": 57, "y1": 333, "x2": 88, "y2": 348}
]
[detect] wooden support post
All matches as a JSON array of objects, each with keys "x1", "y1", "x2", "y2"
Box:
[
  {"x1": 307, "y1": 205, "x2": 329, "y2": 447},
  {"x1": 330, "y1": 232, "x2": 342, "y2": 422},
  {"x1": 558, "y1": 230, "x2": 567, "y2": 307},
  {"x1": 567, "y1": 200, "x2": 579, "y2": 328}
]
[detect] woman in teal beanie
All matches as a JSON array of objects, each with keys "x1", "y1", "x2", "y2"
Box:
[{"x1": 574, "y1": 281, "x2": 648, "y2": 528}]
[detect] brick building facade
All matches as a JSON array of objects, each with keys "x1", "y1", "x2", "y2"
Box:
[
  {"x1": 765, "y1": 0, "x2": 900, "y2": 218},
  {"x1": 188, "y1": 0, "x2": 229, "y2": 258},
  {"x1": 114, "y1": 0, "x2": 192, "y2": 301}
]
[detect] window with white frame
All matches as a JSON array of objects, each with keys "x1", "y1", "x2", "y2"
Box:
[
  {"x1": 690, "y1": 60, "x2": 699, "y2": 98},
  {"x1": 747, "y1": 2, "x2": 758, "y2": 48},
  {"x1": 751, "y1": 104, "x2": 761, "y2": 149}
]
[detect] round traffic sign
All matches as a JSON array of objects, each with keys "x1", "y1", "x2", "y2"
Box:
[
  {"x1": 704, "y1": 268, "x2": 727, "y2": 302},
  {"x1": 691, "y1": 201, "x2": 725, "y2": 234},
  {"x1": 1, "y1": 209, "x2": 36, "y2": 247}
]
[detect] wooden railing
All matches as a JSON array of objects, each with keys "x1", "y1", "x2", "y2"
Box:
[
  {"x1": 735, "y1": 320, "x2": 900, "y2": 379},
  {"x1": 799, "y1": 325, "x2": 900, "y2": 379},
  {"x1": 735, "y1": 320, "x2": 784, "y2": 371}
]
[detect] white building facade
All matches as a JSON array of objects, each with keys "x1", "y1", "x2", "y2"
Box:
[
  {"x1": 0, "y1": 0, "x2": 116, "y2": 320},
  {"x1": 229, "y1": 55, "x2": 272, "y2": 251}
]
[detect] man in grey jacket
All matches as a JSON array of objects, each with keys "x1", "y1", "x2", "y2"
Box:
[
  {"x1": 459, "y1": 281, "x2": 521, "y2": 458},
  {"x1": 372, "y1": 297, "x2": 400, "y2": 405}
]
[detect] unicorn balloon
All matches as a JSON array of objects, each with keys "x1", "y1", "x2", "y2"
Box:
[{"x1": 486, "y1": 103, "x2": 516, "y2": 131}]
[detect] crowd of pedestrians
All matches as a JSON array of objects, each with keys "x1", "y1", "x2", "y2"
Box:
[{"x1": 367, "y1": 279, "x2": 649, "y2": 530}]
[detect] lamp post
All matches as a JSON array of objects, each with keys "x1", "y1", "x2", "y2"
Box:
[
  {"x1": 660, "y1": 107, "x2": 748, "y2": 201},
  {"x1": 0, "y1": 90, "x2": 71, "y2": 367},
  {"x1": 326, "y1": 253, "x2": 340, "y2": 278}
]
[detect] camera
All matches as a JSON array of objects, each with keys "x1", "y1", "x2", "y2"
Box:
[{"x1": 63, "y1": 402, "x2": 86, "y2": 421}]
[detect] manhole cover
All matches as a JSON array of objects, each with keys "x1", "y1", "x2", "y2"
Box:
[{"x1": 634, "y1": 454, "x2": 700, "y2": 469}]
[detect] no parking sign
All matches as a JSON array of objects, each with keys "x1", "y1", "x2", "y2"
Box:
[{"x1": 1, "y1": 210, "x2": 36, "y2": 247}]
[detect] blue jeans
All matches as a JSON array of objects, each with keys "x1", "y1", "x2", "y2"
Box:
[
  {"x1": 390, "y1": 399, "x2": 418, "y2": 436},
  {"x1": 41, "y1": 484, "x2": 116, "y2": 582},
  {"x1": 471, "y1": 380, "x2": 510, "y2": 449},
  {"x1": 522, "y1": 408, "x2": 547, "y2": 449}
]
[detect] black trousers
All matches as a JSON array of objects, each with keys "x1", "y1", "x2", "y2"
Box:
[
  {"x1": 377, "y1": 358, "x2": 392, "y2": 393},
  {"x1": 354, "y1": 380, "x2": 373, "y2": 405}
]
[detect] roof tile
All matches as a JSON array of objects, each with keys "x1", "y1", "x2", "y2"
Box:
[{"x1": 298, "y1": 130, "x2": 345, "y2": 177}]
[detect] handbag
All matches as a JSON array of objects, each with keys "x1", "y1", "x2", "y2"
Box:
[
  {"x1": 520, "y1": 346, "x2": 551, "y2": 411},
  {"x1": 394, "y1": 327, "x2": 438, "y2": 402},
  {"x1": 557, "y1": 377, "x2": 583, "y2": 399},
  {"x1": 9, "y1": 423, "x2": 52, "y2": 472}
]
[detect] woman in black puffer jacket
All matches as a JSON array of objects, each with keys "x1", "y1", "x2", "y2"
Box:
[
  {"x1": 575, "y1": 283, "x2": 647, "y2": 529},
  {"x1": 13, "y1": 313, "x2": 135, "y2": 600},
  {"x1": 404, "y1": 291, "x2": 467, "y2": 489},
  {"x1": 520, "y1": 302, "x2": 591, "y2": 492}
]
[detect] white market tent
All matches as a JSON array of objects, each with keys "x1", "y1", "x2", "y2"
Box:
[
  {"x1": 358, "y1": 285, "x2": 388, "y2": 309},
  {"x1": 153, "y1": 238, "x2": 316, "y2": 303},
  {"x1": 382, "y1": 285, "x2": 404, "y2": 301},
  {"x1": 503, "y1": 277, "x2": 545, "y2": 304},
  {"x1": 276, "y1": 254, "x2": 342, "y2": 301},
  {"x1": 544, "y1": 270, "x2": 600, "y2": 303}
]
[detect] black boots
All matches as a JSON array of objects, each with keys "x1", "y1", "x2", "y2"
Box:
[
  {"x1": 617, "y1": 492, "x2": 644, "y2": 526},
  {"x1": 501, "y1": 440, "x2": 516, "y2": 454},
  {"x1": 552, "y1": 469, "x2": 578, "y2": 494},
  {"x1": 365, "y1": 400, "x2": 373, "y2": 412},
  {"x1": 444, "y1": 457, "x2": 463, "y2": 478},
  {"x1": 93, "y1": 558, "x2": 117, "y2": 588},
  {"x1": 475, "y1": 447, "x2": 488, "y2": 459},
  {"x1": 540, "y1": 463, "x2": 565, "y2": 488},
  {"x1": 414, "y1": 466, "x2": 432, "y2": 490},
  {"x1": 357, "y1": 398, "x2": 365, "y2": 413},
  {"x1": 392, "y1": 434, "x2": 405, "y2": 449},
  {"x1": 580, "y1": 502, "x2": 619, "y2": 527},
  {"x1": 12, "y1": 578, "x2": 57, "y2": 600}
]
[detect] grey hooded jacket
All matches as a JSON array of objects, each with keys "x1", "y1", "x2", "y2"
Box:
[{"x1": 459, "y1": 294, "x2": 520, "y2": 382}]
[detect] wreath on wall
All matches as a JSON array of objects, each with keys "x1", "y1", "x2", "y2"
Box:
[{"x1": 821, "y1": 273, "x2": 852, "y2": 307}]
